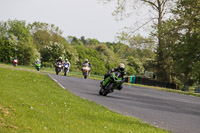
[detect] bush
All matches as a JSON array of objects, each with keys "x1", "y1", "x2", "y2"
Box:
[
  {"x1": 127, "y1": 66, "x2": 136, "y2": 75},
  {"x1": 42, "y1": 62, "x2": 54, "y2": 67}
]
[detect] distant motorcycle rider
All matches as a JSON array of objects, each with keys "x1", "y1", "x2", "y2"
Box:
[
  {"x1": 82, "y1": 59, "x2": 92, "y2": 75},
  {"x1": 56, "y1": 56, "x2": 63, "y2": 64},
  {"x1": 63, "y1": 59, "x2": 71, "y2": 72},
  {"x1": 13, "y1": 57, "x2": 18, "y2": 66},
  {"x1": 54, "y1": 56, "x2": 63, "y2": 70},
  {"x1": 54, "y1": 56, "x2": 63, "y2": 66},
  {"x1": 101, "y1": 63, "x2": 126, "y2": 90},
  {"x1": 35, "y1": 59, "x2": 41, "y2": 65},
  {"x1": 13, "y1": 57, "x2": 18, "y2": 62}
]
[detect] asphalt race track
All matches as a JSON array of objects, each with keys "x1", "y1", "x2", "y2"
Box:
[{"x1": 49, "y1": 74, "x2": 200, "y2": 133}]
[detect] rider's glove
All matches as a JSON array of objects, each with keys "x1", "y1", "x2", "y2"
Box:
[{"x1": 123, "y1": 71, "x2": 127, "y2": 75}]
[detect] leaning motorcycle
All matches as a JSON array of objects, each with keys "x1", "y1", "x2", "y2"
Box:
[
  {"x1": 99, "y1": 71, "x2": 123, "y2": 96},
  {"x1": 82, "y1": 66, "x2": 90, "y2": 79},
  {"x1": 35, "y1": 63, "x2": 41, "y2": 71},
  {"x1": 63, "y1": 64, "x2": 69, "y2": 76},
  {"x1": 55, "y1": 62, "x2": 63, "y2": 75},
  {"x1": 13, "y1": 59, "x2": 18, "y2": 67}
]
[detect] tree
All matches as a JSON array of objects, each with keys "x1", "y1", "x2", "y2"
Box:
[
  {"x1": 67, "y1": 36, "x2": 83, "y2": 45},
  {"x1": 0, "y1": 36, "x2": 16, "y2": 63},
  {"x1": 29, "y1": 22, "x2": 62, "y2": 35},
  {"x1": 32, "y1": 30, "x2": 51, "y2": 49},
  {"x1": 40, "y1": 41, "x2": 65, "y2": 64},
  {"x1": 30, "y1": 22, "x2": 71, "y2": 66},
  {"x1": 87, "y1": 38, "x2": 100, "y2": 45},
  {"x1": 101, "y1": 0, "x2": 177, "y2": 81},
  {"x1": 7, "y1": 20, "x2": 35, "y2": 65},
  {"x1": 80, "y1": 36, "x2": 87, "y2": 45},
  {"x1": 156, "y1": 19, "x2": 178, "y2": 83},
  {"x1": 30, "y1": 22, "x2": 66, "y2": 50},
  {"x1": 158, "y1": 0, "x2": 200, "y2": 85},
  {"x1": 0, "y1": 20, "x2": 36, "y2": 65},
  {"x1": 75, "y1": 45, "x2": 107, "y2": 75},
  {"x1": 172, "y1": 0, "x2": 200, "y2": 85},
  {"x1": 117, "y1": 33, "x2": 155, "y2": 50}
]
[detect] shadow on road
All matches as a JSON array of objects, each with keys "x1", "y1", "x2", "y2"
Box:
[{"x1": 84, "y1": 92, "x2": 129, "y2": 100}]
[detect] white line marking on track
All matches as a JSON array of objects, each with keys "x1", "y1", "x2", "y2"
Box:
[{"x1": 48, "y1": 74, "x2": 65, "y2": 89}]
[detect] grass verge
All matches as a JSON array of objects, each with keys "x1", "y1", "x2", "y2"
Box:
[
  {"x1": 125, "y1": 83, "x2": 200, "y2": 98},
  {"x1": 0, "y1": 63, "x2": 103, "y2": 80},
  {"x1": 1, "y1": 63, "x2": 199, "y2": 98},
  {"x1": 0, "y1": 67, "x2": 169, "y2": 133}
]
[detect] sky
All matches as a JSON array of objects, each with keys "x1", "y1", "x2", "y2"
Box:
[{"x1": 0, "y1": 0, "x2": 149, "y2": 42}]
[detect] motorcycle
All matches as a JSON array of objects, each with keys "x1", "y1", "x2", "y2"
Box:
[
  {"x1": 82, "y1": 66, "x2": 90, "y2": 79},
  {"x1": 63, "y1": 63, "x2": 69, "y2": 76},
  {"x1": 35, "y1": 63, "x2": 41, "y2": 71},
  {"x1": 13, "y1": 59, "x2": 18, "y2": 67},
  {"x1": 99, "y1": 71, "x2": 123, "y2": 96},
  {"x1": 55, "y1": 62, "x2": 63, "y2": 75}
]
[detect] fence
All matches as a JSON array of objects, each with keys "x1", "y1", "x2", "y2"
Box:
[
  {"x1": 195, "y1": 87, "x2": 200, "y2": 93},
  {"x1": 125, "y1": 76, "x2": 176, "y2": 89}
]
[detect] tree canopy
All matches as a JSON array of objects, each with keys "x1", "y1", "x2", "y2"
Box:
[{"x1": 1, "y1": 0, "x2": 199, "y2": 87}]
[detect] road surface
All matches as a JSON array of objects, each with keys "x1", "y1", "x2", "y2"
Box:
[{"x1": 49, "y1": 74, "x2": 200, "y2": 133}]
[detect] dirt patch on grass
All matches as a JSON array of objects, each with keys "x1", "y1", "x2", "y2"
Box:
[{"x1": 0, "y1": 105, "x2": 18, "y2": 130}]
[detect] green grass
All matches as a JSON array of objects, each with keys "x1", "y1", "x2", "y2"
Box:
[
  {"x1": 1, "y1": 63, "x2": 199, "y2": 98},
  {"x1": 125, "y1": 83, "x2": 200, "y2": 98},
  {"x1": 0, "y1": 63, "x2": 103, "y2": 80},
  {"x1": 0, "y1": 67, "x2": 169, "y2": 133}
]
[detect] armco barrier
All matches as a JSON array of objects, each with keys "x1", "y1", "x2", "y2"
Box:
[
  {"x1": 127, "y1": 76, "x2": 136, "y2": 83},
  {"x1": 195, "y1": 87, "x2": 200, "y2": 93},
  {"x1": 125, "y1": 76, "x2": 176, "y2": 89}
]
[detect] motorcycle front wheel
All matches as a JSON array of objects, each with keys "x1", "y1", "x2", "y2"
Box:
[
  {"x1": 64, "y1": 71, "x2": 66, "y2": 76},
  {"x1": 102, "y1": 90, "x2": 108, "y2": 96},
  {"x1": 99, "y1": 88, "x2": 104, "y2": 95},
  {"x1": 56, "y1": 68, "x2": 59, "y2": 75}
]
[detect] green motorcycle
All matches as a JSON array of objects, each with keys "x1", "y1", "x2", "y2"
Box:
[
  {"x1": 35, "y1": 63, "x2": 41, "y2": 71},
  {"x1": 99, "y1": 71, "x2": 123, "y2": 96}
]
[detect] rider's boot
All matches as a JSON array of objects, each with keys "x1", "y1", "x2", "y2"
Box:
[
  {"x1": 100, "y1": 76, "x2": 107, "y2": 87},
  {"x1": 101, "y1": 78, "x2": 110, "y2": 89},
  {"x1": 100, "y1": 80, "x2": 104, "y2": 87}
]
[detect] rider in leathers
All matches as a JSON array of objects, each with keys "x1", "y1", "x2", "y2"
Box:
[
  {"x1": 54, "y1": 56, "x2": 63, "y2": 71},
  {"x1": 63, "y1": 59, "x2": 71, "y2": 73},
  {"x1": 82, "y1": 59, "x2": 92, "y2": 75},
  {"x1": 55, "y1": 57, "x2": 63, "y2": 64},
  {"x1": 101, "y1": 63, "x2": 126, "y2": 90},
  {"x1": 35, "y1": 59, "x2": 41, "y2": 65}
]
